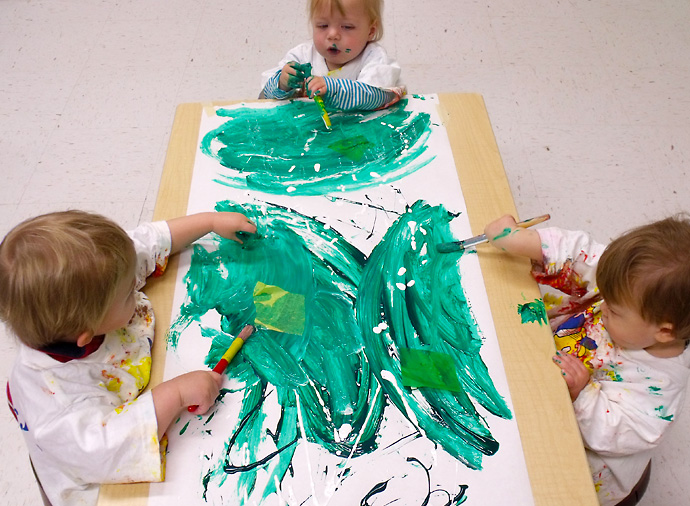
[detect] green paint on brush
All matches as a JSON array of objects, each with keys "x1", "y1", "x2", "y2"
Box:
[
  {"x1": 199, "y1": 99, "x2": 435, "y2": 196},
  {"x1": 517, "y1": 299, "x2": 548, "y2": 326},
  {"x1": 169, "y1": 199, "x2": 510, "y2": 500}
]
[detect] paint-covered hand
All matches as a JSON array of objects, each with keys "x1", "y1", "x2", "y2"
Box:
[
  {"x1": 306, "y1": 75, "x2": 327, "y2": 99},
  {"x1": 279, "y1": 61, "x2": 308, "y2": 93},
  {"x1": 212, "y1": 212, "x2": 257, "y2": 244},
  {"x1": 484, "y1": 214, "x2": 542, "y2": 261},
  {"x1": 552, "y1": 350, "x2": 591, "y2": 401}
]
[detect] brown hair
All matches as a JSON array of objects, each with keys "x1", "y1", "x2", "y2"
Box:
[
  {"x1": 0, "y1": 210, "x2": 136, "y2": 348},
  {"x1": 309, "y1": 0, "x2": 384, "y2": 41},
  {"x1": 597, "y1": 214, "x2": 690, "y2": 341}
]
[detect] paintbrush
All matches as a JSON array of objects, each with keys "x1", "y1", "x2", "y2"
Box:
[
  {"x1": 187, "y1": 324, "x2": 255, "y2": 412},
  {"x1": 313, "y1": 95, "x2": 332, "y2": 130},
  {"x1": 436, "y1": 214, "x2": 551, "y2": 253}
]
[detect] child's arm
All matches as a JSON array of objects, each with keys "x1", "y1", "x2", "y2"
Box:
[
  {"x1": 306, "y1": 76, "x2": 400, "y2": 111},
  {"x1": 151, "y1": 371, "x2": 222, "y2": 438},
  {"x1": 166, "y1": 212, "x2": 256, "y2": 255},
  {"x1": 484, "y1": 215, "x2": 543, "y2": 262}
]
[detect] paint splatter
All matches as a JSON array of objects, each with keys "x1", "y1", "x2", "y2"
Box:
[
  {"x1": 199, "y1": 99, "x2": 435, "y2": 195},
  {"x1": 517, "y1": 298, "x2": 548, "y2": 326},
  {"x1": 168, "y1": 199, "x2": 510, "y2": 501}
]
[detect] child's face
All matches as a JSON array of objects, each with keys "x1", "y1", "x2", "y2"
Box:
[
  {"x1": 600, "y1": 301, "x2": 663, "y2": 350},
  {"x1": 95, "y1": 271, "x2": 137, "y2": 335},
  {"x1": 312, "y1": 0, "x2": 377, "y2": 70}
]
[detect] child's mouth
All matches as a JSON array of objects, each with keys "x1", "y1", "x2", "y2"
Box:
[{"x1": 327, "y1": 45, "x2": 340, "y2": 56}]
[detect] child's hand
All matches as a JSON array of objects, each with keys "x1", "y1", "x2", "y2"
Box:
[
  {"x1": 306, "y1": 76, "x2": 327, "y2": 99},
  {"x1": 152, "y1": 370, "x2": 223, "y2": 437},
  {"x1": 484, "y1": 215, "x2": 519, "y2": 244},
  {"x1": 213, "y1": 212, "x2": 257, "y2": 244},
  {"x1": 552, "y1": 350, "x2": 591, "y2": 401},
  {"x1": 279, "y1": 62, "x2": 307, "y2": 92},
  {"x1": 176, "y1": 370, "x2": 223, "y2": 414},
  {"x1": 483, "y1": 214, "x2": 543, "y2": 261}
]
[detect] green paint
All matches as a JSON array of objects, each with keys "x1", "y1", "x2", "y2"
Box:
[
  {"x1": 655, "y1": 405, "x2": 673, "y2": 421},
  {"x1": 400, "y1": 348, "x2": 462, "y2": 392},
  {"x1": 412, "y1": 94, "x2": 427, "y2": 100},
  {"x1": 199, "y1": 99, "x2": 435, "y2": 196},
  {"x1": 286, "y1": 62, "x2": 311, "y2": 89},
  {"x1": 179, "y1": 420, "x2": 190, "y2": 435},
  {"x1": 517, "y1": 298, "x2": 548, "y2": 325},
  {"x1": 491, "y1": 227, "x2": 514, "y2": 241},
  {"x1": 357, "y1": 200, "x2": 511, "y2": 470},
  {"x1": 328, "y1": 135, "x2": 374, "y2": 162},
  {"x1": 648, "y1": 386, "x2": 661, "y2": 395},
  {"x1": 169, "y1": 199, "x2": 510, "y2": 500}
]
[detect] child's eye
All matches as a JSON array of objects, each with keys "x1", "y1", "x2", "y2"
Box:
[
  {"x1": 342, "y1": 25, "x2": 355, "y2": 30},
  {"x1": 316, "y1": 23, "x2": 328, "y2": 29}
]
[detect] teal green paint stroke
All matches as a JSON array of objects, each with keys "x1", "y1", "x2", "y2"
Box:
[
  {"x1": 357, "y1": 200, "x2": 511, "y2": 470},
  {"x1": 169, "y1": 199, "x2": 511, "y2": 502},
  {"x1": 199, "y1": 99, "x2": 435, "y2": 196},
  {"x1": 517, "y1": 299, "x2": 548, "y2": 326},
  {"x1": 169, "y1": 200, "x2": 384, "y2": 503}
]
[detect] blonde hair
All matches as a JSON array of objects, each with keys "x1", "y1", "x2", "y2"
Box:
[
  {"x1": 309, "y1": 0, "x2": 384, "y2": 41},
  {"x1": 597, "y1": 214, "x2": 690, "y2": 342},
  {"x1": 0, "y1": 210, "x2": 136, "y2": 348}
]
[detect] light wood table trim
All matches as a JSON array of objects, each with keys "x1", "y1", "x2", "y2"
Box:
[{"x1": 99, "y1": 94, "x2": 598, "y2": 505}]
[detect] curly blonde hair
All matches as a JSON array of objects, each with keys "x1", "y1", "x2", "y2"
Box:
[
  {"x1": 0, "y1": 210, "x2": 135, "y2": 348},
  {"x1": 309, "y1": 0, "x2": 384, "y2": 41}
]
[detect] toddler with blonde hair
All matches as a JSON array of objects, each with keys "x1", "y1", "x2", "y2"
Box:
[
  {"x1": 1, "y1": 209, "x2": 256, "y2": 506},
  {"x1": 260, "y1": 0, "x2": 405, "y2": 110}
]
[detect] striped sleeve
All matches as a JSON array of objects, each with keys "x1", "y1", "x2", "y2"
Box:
[
  {"x1": 322, "y1": 77, "x2": 398, "y2": 111},
  {"x1": 260, "y1": 70, "x2": 295, "y2": 100}
]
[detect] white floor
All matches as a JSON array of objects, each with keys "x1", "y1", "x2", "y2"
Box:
[{"x1": 1, "y1": 0, "x2": 689, "y2": 504}]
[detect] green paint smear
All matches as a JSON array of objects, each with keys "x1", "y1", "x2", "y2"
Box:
[
  {"x1": 655, "y1": 406, "x2": 673, "y2": 421},
  {"x1": 517, "y1": 299, "x2": 548, "y2": 326},
  {"x1": 199, "y1": 99, "x2": 435, "y2": 196},
  {"x1": 400, "y1": 348, "x2": 462, "y2": 392},
  {"x1": 169, "y1": 199, "x2": 510, "y2": 501},
  {"x1": 491, "y1": 227, "x2": 514, "y2": 241}
]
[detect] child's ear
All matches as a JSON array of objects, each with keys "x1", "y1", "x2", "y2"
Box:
[
  {"x1": 76, "y1": 331, "x2": 94, "y2": 348},
  {"x1": 368, "y1": 21, "x2": 378, "y2": 41},
  {"x1": 654, "y1": 323, "x2": 675, "y2": 343}
]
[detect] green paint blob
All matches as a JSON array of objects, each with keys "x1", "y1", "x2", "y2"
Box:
[
  {"x1": 199, "y1": 99, "x2": 435, "y2": 195},
  {"x1": 169, "y1": 199, "x2": 511, "y2": 500},
  {"x1": 517, "y1": 299, "x2": 548, "y2": 326},
  {"x1": 400, "y1": 348, "x2": 462, "y2": 392}
]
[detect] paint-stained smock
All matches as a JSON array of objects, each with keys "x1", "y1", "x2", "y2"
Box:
[
  {"x1": 533, "y1": 227, "x2": 690, "y2": 506},
  {"x1": 6, "y1": 221, "x2": 172, "y2": 506},
  {"x1": 260, "y1": 41, "x2": 405, "y2": 110}
]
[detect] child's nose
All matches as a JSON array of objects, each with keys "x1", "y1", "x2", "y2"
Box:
[{"x1": 327, "y1": 26, "x2": 340, "y2": 39}]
